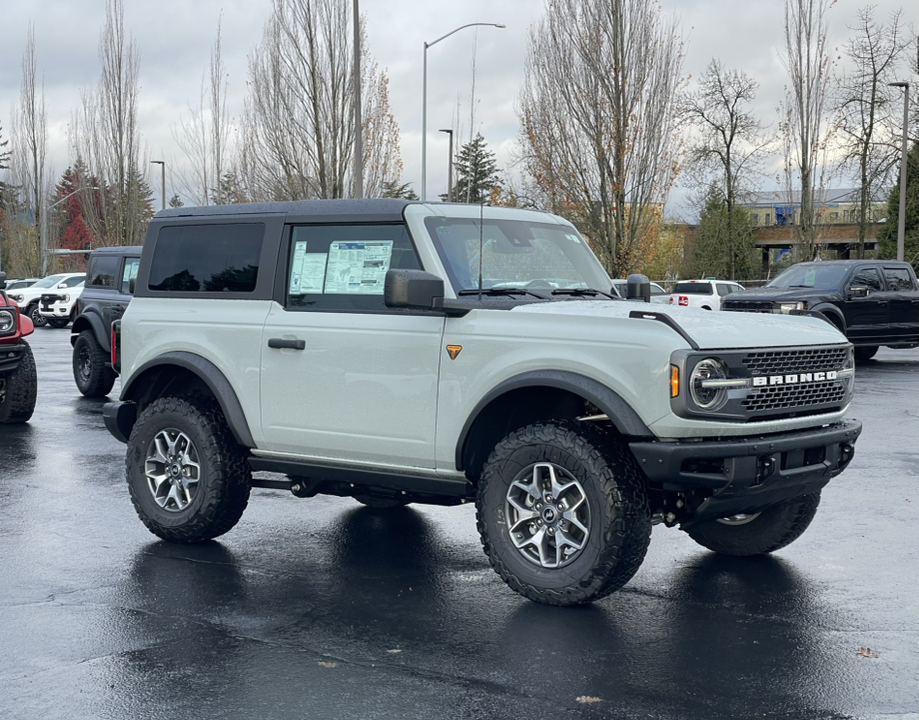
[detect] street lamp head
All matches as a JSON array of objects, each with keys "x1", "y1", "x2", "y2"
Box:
[
  {"x1": 439, "y1": 128, "x2": 453, "y2": 134},
  {"x1": 888, "y1": 82, "x2": 909, "y2": 88},
  {"x1": 150, "y1": 160, "x2": 164, "y2": 165}
]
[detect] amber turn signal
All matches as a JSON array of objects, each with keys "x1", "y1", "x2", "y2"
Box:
[{"x1": 670, "y1": 365, "x2": 680, "y2": 398}]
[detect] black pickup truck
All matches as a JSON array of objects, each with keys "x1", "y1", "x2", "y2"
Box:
[
  {"x1": 70, "y1": 246, "x2": 142, "y2": 396},
  {"x1": 723, "y1": 260, "x2": 919, "y2": 362}
]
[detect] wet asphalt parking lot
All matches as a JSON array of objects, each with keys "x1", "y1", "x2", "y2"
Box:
[{"x1": 0, "y1": 327, "x2": 916, "y2": 720}]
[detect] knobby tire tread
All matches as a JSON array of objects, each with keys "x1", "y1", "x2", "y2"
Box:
[
  {"x1": 127, "y1": 396, "x2": 251, "y2": 543},
  {"x1": 0, "y1": 341, "x2": 37, "y2": 424},
  {"x1": 476, "y1": 421, "x2": 651, "y2": 606}
]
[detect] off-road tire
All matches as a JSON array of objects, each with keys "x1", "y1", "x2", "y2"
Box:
[
  {"x1": 354, "y1": 495, "x2": 411, "y2": 509},
  {"x1": 73, "y1": 329, "x2": 117, "y2": 397},
  {"x1": 854, "y1": 345, "x2": 879, "y2": 363},
  {"x1": 684, "y1": 492, "x2": 821, "y2": 556},
  {"x1": 27, "y1": 303, "x2": 47, "y2": 328},
  {"x1": 47, "y1": 318, "x2": 69, "y2": 329},
  {"x1": 0, "y1": 341, "x2": 37, "y2": 424},
  {"x1": 476, "y1": 421, "x2": 651, "y2": 606},
  {"x1": 127, "y1": 396, "x2": 251, "y2": 542}
]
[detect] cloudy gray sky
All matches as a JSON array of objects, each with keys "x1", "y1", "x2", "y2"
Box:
[{"x1": 0, "y1": 0, "x2": 913, "y2": 214}]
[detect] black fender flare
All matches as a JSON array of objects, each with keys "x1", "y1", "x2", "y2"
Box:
[
  {"x1": 455, "y1": 370, "x2": 653, "y2": 470},
  {"x1": 807, "y1": 304, "x2": 846, "y2": 332},
  {"x1": 70, "y1": 312, "x2": 108, "y2": 350},
  {"x1": 122, "y1": 351, "x2": 256, "y2": 448}
]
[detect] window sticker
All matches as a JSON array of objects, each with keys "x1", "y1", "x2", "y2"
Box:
[
  {"x1": 290, "y1": 241, "x2": 329, "y2": 295},
  {"x1": 325, "y1": 241, "x2": 393, "y2": 295}
]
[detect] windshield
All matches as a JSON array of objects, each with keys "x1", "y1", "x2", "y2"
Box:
[
  {"x1": 423, "y1": 217, "x2": 611, "y2": 293},
  {"x1": 767, "y1": 264, "x2": 850, "y2": 289},
  {"x1": 32, "y1": 274, "x2": 67, "y2": 289}
]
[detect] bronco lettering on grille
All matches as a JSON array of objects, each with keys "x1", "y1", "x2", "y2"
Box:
[{"x1": 752, "y1": 371, "x2": 837, "y2": 386}]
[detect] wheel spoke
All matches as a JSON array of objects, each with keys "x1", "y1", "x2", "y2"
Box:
[
  {"x1": 145, "y1": 428, "x2": 200, "y2": 514},
  {"x1": 563, "y1": 510, "x2": 589, "y2": 536}
]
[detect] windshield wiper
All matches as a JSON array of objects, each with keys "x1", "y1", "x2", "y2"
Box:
[
  {"x1": 458, "y1": 287, "x2": 548, "y2": 299},
  {"x1": 551, "y1": 287, "x2": 617, "y2": 299}
]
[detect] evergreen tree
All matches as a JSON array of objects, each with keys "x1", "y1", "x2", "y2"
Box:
[
  {"x1": 168, "y1": 194, "x2": 184, "y2": 208},
  {"x1": 687, "y1": 184, "x2": 759, "y2": 280},
  {"x1": 381, "y1": 180, "x2": 418, "y2": 200},
  {"x1": 451, "y1": 134, "x2": 501, "y2": 204},
  {"x1": 878, "y1": 140, "x2": 918, "y2": 271}
]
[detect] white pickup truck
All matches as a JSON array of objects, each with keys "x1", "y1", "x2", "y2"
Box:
[
  {"x1": 103, "y1": 200, "x2": 862, "y2": 606},
  {"x1": 670, "y1": 279, "x2": 745, "y2": 310}
]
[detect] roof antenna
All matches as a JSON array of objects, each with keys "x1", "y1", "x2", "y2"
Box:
[{"x1": 477, "y1": 202, "x2": 484, "y2": 302}]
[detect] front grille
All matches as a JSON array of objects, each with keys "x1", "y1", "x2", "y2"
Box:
[
  {"x1": 742, "y1": 347, "x2": 848, "y2": 375},
  {"x1": 724, "y1": 301, "x2": 774, "y2": 313},
  {"x1": 742, "y1": 380, "x2": 846, "y2": 412}
]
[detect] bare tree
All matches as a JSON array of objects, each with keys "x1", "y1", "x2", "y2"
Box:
[
  {"x1": 834, "y1": 7, "x2": 909, "y2": 258},
  {"x1": 780, "y1": 0, "x2": 835, "y2": 261},
  {"x1": 70, "y1": 0, "x2": 149, "y2": 247},
  {"x1": 682, "y1": 60, "x2": 772, "y2": 278},
  {"x1": 518, "y1": 0, "x2": 685, "y2": 277},
  {"x1": 172, "y1": 16, "x2": 233, "y2": 206},
  {"x1": 1, "y1": 25, "x2": 49, "y2": 276},
  {"x1": 239, "y1": 0, "x2": 402, "y2": 202},
  {"x1": 16, "y1": 25, "x2": 49, "y2": 267}
]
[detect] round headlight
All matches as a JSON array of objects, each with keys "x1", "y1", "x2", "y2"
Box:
[
  {"x1": 0, "y1": 309, "x2": 14, "y2": 333},
  {"x1": 690, "y1": 358, "x2": 729, "y2": 410}
]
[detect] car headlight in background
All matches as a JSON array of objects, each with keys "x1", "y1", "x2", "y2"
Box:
[
  {"x1": 689, "y1": 358, "x2": 730, "y2": 410},
  {"x1": 777, "y1": 301, "x2": 807, "y2": 314},
  {"x1": 0, "y1": 309, "x2": 16, "y2": 334},
  {"x1": 60, "y1": 295, "x2": 69, "y2": 303},
  {"x1": 8, "y1": 294, "x2": 23, "y2": 303}
]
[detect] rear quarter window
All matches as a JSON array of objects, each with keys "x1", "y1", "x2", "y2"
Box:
[
  {"x1": 88, "y1": 256, "x2": 120, "y2": 288},
  {"x1": 674, "y1": 282, "x2": 712, "y2": 294},
  {"x1": 149, "y1": 224, "x2": 264, "y2": 293}
]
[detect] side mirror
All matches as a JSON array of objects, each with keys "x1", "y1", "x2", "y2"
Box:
[
  {"x1": 384, "y1": 269, "x2": 445, "y2": 310},
  {"x1": 0, "y1": 272, "x2": 6, "y2": 291},
  {"x1": 849, "y1": 286, "x2": 869, "y2": 298},
  {"x1": 626, "y1": 274, "x2": 651, "y2": 303},
  {"x1": 129, "y1": 277, "x2": 136, "y2": 294}
]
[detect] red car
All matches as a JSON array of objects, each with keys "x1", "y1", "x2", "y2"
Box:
[{"x1": 0, "y1": 272, "x2": 37, "y2": 423}]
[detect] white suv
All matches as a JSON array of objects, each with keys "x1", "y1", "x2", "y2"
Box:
[
  {"x1": 670, "y1": 279, "x2": 745, "y2": 310},
  {"x1": 103, "y1": 200, "x2": 862, "y2": 606},
  {"x1": 7, "y1": 272, "x2": 85, "y2": 327}
]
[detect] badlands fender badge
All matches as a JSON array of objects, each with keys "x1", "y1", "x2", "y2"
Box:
[{"x1": 446, "y1": 345, "x2": 463, "y2": 360}]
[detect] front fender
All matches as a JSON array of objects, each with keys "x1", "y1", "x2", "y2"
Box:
[{"x1": 121, "y1": 351, "x2": 256, "y2": 448}]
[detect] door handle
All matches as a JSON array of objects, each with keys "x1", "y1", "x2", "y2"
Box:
[{"x1": 268, "y1": 338, "x2": 305, "y2": 350}]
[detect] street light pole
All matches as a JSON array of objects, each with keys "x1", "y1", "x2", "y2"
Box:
[
  {"x1": 888, "y1": 82, "x2": 910, "y2": 262},
  {"x1": 150, "y1": 160, "x2": 166, "y2": 211},
  {"x1": 352, "y1": 0, "x2": 363, "y2": 199},
  {"x1": 40, "y1": 186, "x2": 100, "y2": 276},
  {"x1": 439, "y1": 128, "x2": 454, "y2": 202},
  {"x1": 421, "y1": 22, "x2": 505, "y2": 201}
]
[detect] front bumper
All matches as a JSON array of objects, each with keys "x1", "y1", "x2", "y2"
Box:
[
  {"x1": 629, "y1": 419, "x2": 862, "y2": 523},
  {"x1": 0, "y1": 342, "x2": 29, "y2": 374}
]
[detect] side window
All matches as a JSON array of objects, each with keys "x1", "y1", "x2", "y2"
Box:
[
  {"x1": 716, "y1": 284, "x2": 730, "y2": 296},
  {"x1": 286, "y1": 223, "x2": 420, "y2": 312},
  {"x1": 88, "y1": 256, "x2": 119, "y2": 288},
  {"x1": 62, "y1": 275, "x2": 86, "y2": 288},
  {"x1": 149, "y1": 223, "x2": 264, "y2": 293},
  {"x1": 851, "y1": 267, "x2": 882, "y2": 291},
  {"x1": 882, "y1": 267, "x2": 915, "y2": 292},
  {"x1": 121, "y1": 257, "x2": 140, "y2": 294}
]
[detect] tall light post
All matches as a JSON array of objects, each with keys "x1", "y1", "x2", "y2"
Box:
[
  {"x1": 150, "y1": 160, "x2": 166, "y2": 211},
  {"x1": 421, "y1": 22, "x2": 505, "y2": 201},
  {"x1": 41, "y1": 186, "x2": 99, "y2": 275},
  {"x1": 352, "y1": 0, "x2": 363, "y2": 199},
  {"x1": 888, "y1": 82, "x2": 910, "y2": 262},
  {"x1": 439, "y1": 128, "x2": 454, "y2": 202}
]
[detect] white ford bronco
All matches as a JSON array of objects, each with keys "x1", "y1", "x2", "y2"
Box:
[{"x1": 104, "y1": 200, "x2": 862, "y2": 605}]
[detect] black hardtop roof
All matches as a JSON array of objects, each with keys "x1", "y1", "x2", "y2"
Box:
[{"x1": 153, "y1": 198, "x2": 412, "y2": 224}]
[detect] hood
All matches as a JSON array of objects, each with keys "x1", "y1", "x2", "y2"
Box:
[
  {"x1": 726, "y1": 286, "x2": 840, "y2": 301},
  {"x1": 509, "y1": 299, "x2": 846, "y2": 350}
]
